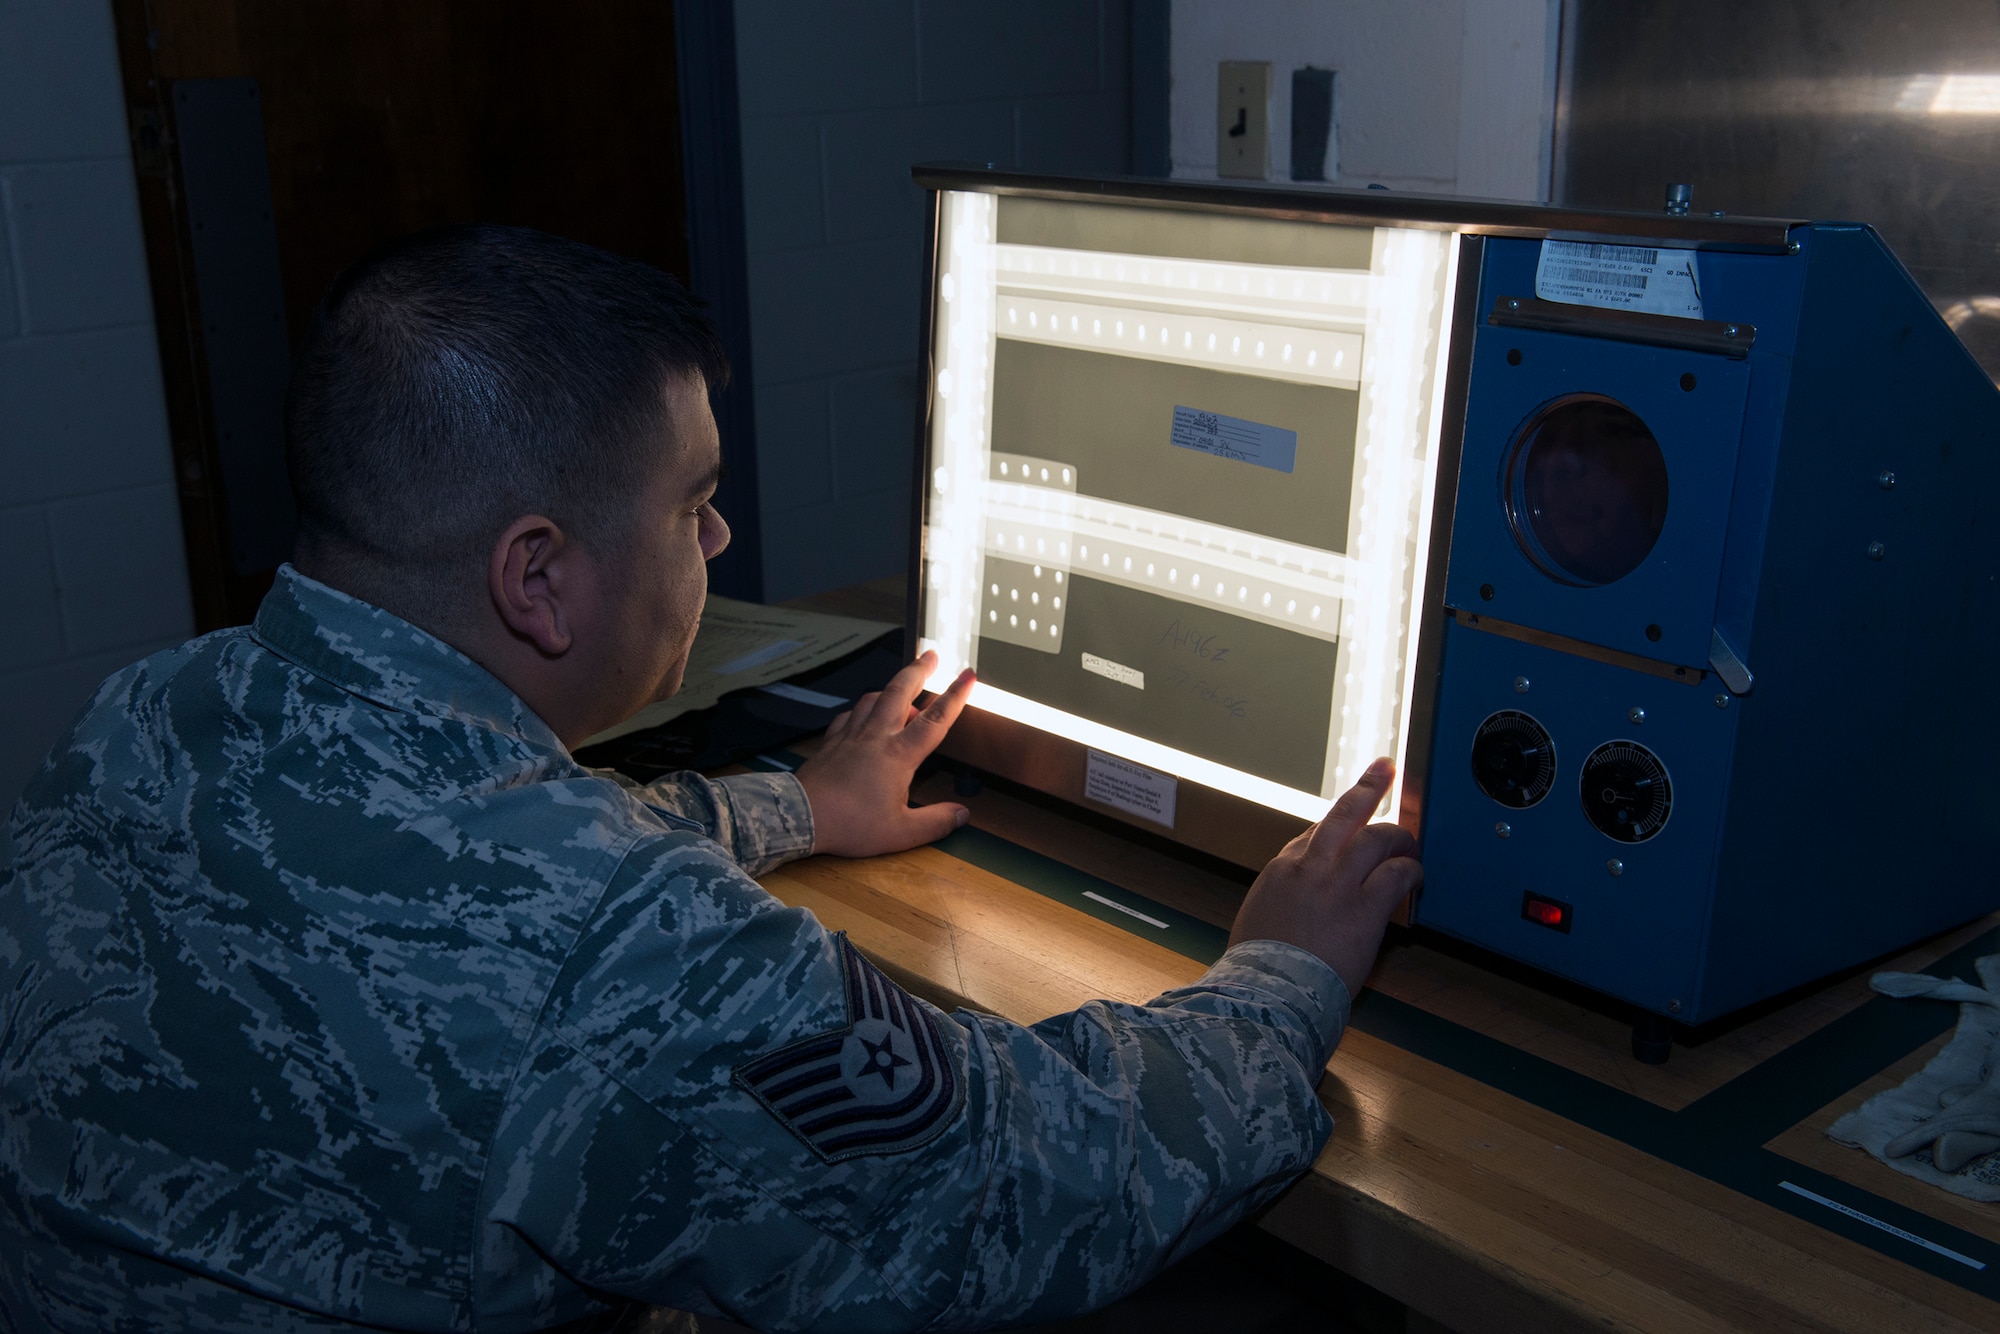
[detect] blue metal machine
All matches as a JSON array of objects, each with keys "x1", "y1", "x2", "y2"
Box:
[
  {"x1": 1418, "y1": 224, "x2": 2000, "y2": 1028},
  {"x1": 910, "y1": 167, "x2": 2000, "y2": 1039}
]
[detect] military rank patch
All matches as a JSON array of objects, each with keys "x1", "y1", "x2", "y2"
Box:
[{"x1": 735, "y1": 935, "x2": 962, "y2": 1162}]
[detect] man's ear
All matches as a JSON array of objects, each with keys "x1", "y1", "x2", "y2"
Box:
[{"x1": 489, "y1": 515, "x2": 578, "y2": 657}]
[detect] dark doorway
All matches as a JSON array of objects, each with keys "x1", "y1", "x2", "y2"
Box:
[{"x1": 113, "y1": 1, "x2": 695, "y2": 629}]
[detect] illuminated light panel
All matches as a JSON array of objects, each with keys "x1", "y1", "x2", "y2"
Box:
[
  {"x1": 918, "y1": 191, "x2": 1001, "y2": 680},
  {"x1": 1320, "y1": 225, "x2": 1457, "y2": 821},
  {"x1": 954, "y1": 680, "x2": 1335, "y2": 822},
  {"x1": 920, "y1": 189, "x2": 1457, "y2": 816}
]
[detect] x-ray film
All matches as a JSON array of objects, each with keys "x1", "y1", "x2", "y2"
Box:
[{"x1": 918, "y1": 192, "x2": 1457, "y2": 820}]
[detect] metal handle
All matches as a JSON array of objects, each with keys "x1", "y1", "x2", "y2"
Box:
[{"x1": 1489, "y1": 295, "x2": 1757, "y2": 359}]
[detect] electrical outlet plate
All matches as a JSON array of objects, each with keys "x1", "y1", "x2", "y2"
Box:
[{"x1": 1217, "y1": 61, "x2": 1271, "y2": 180}]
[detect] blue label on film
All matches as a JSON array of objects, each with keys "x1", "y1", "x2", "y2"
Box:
[{"x1": 1169, "y1": 405, "x2": 1298, "y2": 474}]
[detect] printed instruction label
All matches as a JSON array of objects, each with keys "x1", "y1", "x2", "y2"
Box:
[
  {"x1": 1535, "y1": 240, "x2": 1705, "y2": 319},
  {"x1": 1170, "y1": 405, "x2": 1298, "y2": 474},
  {"x1": 1080, "y1": 652, "x2": 1145, "y2": 689},
  {"x1": 1084, "y1": 750, "x2": 1178, "y2": 827}
]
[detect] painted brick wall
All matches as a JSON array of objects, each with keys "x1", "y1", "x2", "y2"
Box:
[
  {"x1": 0, "y1": 2, "x2": 194, "y2": 818},
  {"x1": 735, "y1": 0, "x2": 1133, "y2": 602}
]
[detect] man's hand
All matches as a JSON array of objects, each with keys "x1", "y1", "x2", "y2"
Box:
[
  {"x1": 1228, "y1": 757, "x2": 1422, "y2": 995},
  {"x1": 795, "y1": 650, "x2": 977, "y2": 858}
]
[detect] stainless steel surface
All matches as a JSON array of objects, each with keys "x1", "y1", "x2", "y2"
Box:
[
  {"x1": 1458, "y1": 609, "x2": 1710, "y2": 686},
  {"x1": 1488, "y1": 295, "x2": 1758, "y2": 358},
  {"x1": 1556, "y1": 0, "x2": 2000, "y2": 380},
  {"x1": 912, "y1": 164, "x2": 1803, "y2": 251},
  {"x1": 1707, "y1": 627, "x2": 1754, "y2": 695}
]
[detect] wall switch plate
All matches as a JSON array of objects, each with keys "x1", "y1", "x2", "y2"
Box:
[{"x1": 1217, "y1": 60, "x2": 1271, "y2": 180}]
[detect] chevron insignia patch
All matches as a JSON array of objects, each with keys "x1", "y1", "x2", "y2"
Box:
[{"x1": 735, "y1": 935, "x2": 963, "y2": 1162}]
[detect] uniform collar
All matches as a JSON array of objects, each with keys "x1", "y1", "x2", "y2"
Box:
[{"x1": 252, "y1": 564, "x2": 569, "y2": 754}]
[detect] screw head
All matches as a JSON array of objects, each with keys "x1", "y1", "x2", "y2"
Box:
[
  {"x1": 1668, "y1": 998, "x2": 1683, "y2": 1014},
  {"x1": 1714, "y1": 693, "x2": 1730, "y2": 709},
  {"x1": 1506, "y1": 297, "x2": 1521, "y2": 310},
  {"x1": 1513, "y1": 675, "x2": 1530, "y2": 694},
  {"x1": 1628, "y1": 706, "x2": 1646, "y2": 725},
  {"x1": 1866, "y1": 540, "x2": 1886, "y2": 561},
  {"x1": 1878, "y1": 470, "x2": 1896, "y2": 490},
  {"x1": 1723, "y1": 324, "x2": 1740, "y2": 338},
  {"x1": 1479, "y1": 582, "x2": 1495, "y2": 601},
  {"x1": 1607, "y1": 858, "x2": 1625, "y2": 877},
  {"x1": 1494, "y1": 822, "x2": 1512, "y2": 839}
]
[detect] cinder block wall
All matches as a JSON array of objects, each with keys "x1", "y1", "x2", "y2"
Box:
[
  {"x1": 735, "y1": 0, "x2": 1134, "y2": 603},
  {"x1": 0, "y1": 2, "x2": 194, "y2": 818}
]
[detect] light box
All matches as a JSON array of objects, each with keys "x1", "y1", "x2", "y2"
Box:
[
  {"x1": 905, "y1": 167, "x2": 2000, "y2": 1030},
  {"x1": 916, "y1": 187, "x2": 1456, "y2": 843}
]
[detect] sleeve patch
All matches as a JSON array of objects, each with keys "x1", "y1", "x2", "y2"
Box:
[{"x1": 734, "y1": 935, "x2": 963, "y2": 1162}]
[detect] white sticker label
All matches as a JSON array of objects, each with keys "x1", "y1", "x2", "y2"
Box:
[
  {"x1": 1170, "y1": 406, "x2": 1298, "y2": 473},
  {"x1": 1080, "y1": 652, "x2": 1145, "y2": 689},
  {"x1": 1084, "y1": 750, "x2": 1178, "y2": 827},
  {"x1": 1535, "y1": 240, "x2": 1705, "y2": 320}
]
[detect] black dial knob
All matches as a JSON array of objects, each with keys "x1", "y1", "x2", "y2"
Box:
[
  {"x1": 1579, "y1": 740, "x2": 1673, "y2": 843},
  {"x1": 1470, "y1": 710, "x2": 1557, "y2": 809}
]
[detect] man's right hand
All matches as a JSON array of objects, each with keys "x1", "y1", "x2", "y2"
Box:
[{"x1": 1227, "y1": 757, "x2": 1422, "y2": 996}]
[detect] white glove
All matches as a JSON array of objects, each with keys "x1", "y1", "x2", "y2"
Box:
[{"x1": 1879, "y1": 956, "x2": 2000, "y2": 1170}]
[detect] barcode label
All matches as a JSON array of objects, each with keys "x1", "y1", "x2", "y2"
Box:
[
  {"x1": 1535, "y1": 240, "x2": 1704, "y2": 319},
  {"x1": 1556, "y1": 242, "x2": 1660, "y2": 265},
  {"x1": 1541, "y1": 266, "x2": 1650, "y2": 292}
]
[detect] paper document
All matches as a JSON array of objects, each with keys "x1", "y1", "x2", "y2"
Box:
[{"x1": 583, "y1": 594, "x2": 898, "y2": 747}]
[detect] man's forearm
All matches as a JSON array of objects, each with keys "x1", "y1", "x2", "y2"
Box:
[{"x1": 631, "y1": 769, "x2": 817, "y2": 876}]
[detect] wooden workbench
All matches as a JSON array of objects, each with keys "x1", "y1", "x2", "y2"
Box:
[{"x1": 759, "y1": 581, "x2": 2000, "y2": 1333}]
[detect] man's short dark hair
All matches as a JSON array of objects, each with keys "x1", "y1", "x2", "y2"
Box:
[{"x1": 286, "y1": 224, "x2": 727, "y2": 585}]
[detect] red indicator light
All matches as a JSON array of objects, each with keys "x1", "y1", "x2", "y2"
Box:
[{"x1": 1521, "y1": 893, "x2": 1573, "y2": 934}]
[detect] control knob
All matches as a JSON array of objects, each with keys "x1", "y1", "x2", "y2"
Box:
[{"x1": 1471, "y1": 710, "x2": 1557, "y2": 809}]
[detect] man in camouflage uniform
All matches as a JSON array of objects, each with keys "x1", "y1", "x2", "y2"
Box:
[{"x1": 0, "y1": 227, "x2": 1421, "y2": 1332}]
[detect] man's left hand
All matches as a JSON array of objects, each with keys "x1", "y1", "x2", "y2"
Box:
[{"x1": 795, "y1": 650, "x2": 976, "y2": 858}]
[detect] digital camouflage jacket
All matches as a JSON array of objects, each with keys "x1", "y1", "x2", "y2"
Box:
[{"x1": 0, "y1": 565, "x2": 1349, "y2": 1333}]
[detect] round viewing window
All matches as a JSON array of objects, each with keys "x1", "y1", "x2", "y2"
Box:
[{"x1": 1503, "y1": 395, "x2": 1669, "y2": 587}]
